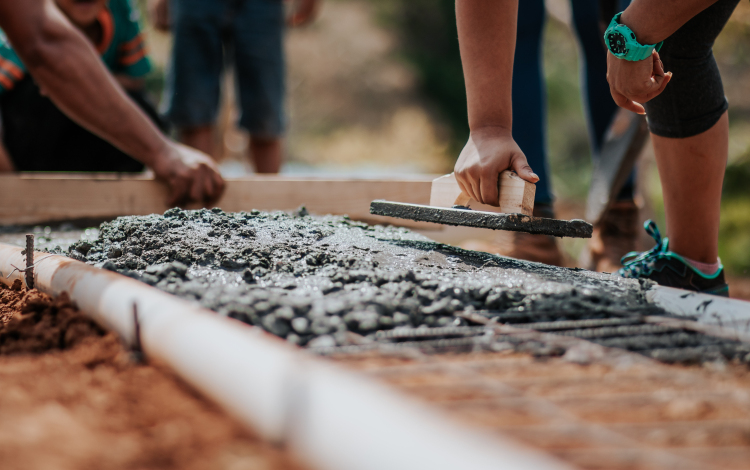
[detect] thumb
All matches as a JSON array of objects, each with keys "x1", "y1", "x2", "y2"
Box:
[
  {"x1": 646, "y1": 71, "x2": 672, "y2": 101},
  {"x1": 511, "y1": 154, "x2": 539, "y2": 184}
]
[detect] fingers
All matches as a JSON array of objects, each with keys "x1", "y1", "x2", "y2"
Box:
[
  {"x1": 212, "y1": 171, "x2": 226, "y2": 201},
  {"x1": 478, "y1": 172, "x2": 498, "y2": 206},
  {"x1": 189, "y1": 171, "x2": 205, "y2": 204},
  {"x1": 454, "y1": 169, "x2": 472, "y2": 201},
  {"x1": 167, "y1": 175, "x2": 189, "y2": 208},
  {"x1": 511, "y1": 157, "x2": 539, "y2": 184},
  {"x1": 646, "y1": 71, "x2": 672, "y2": 101},
  {"x1": 201, "y1": 166, "x2": 225, "y2": 206},
  {"x1": 611, "y1": 89, "x2": 646, "y2": 115},
  {"x1": 468, "y1": 175, "x2": 482, "y2": 204},
  {"x1": 652, "y1": 51, "x2": 665, "y2": 77}
]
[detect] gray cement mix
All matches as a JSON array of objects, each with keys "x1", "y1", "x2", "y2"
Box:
[
  {"x1": 4, "y1": 209, "x2": 749, "y2": 365},
  {"x1": 49, "y1": 207, "x2": 659, "y2": 349}
]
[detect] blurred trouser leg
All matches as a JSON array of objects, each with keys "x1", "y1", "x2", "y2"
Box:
[
  {"x1": 512, "y1": 0, "x2": 552, "y2": 206},
  {"x1": 461, "y1": 0, "x2": 564, "y2": 266},
  {"x1": 162, "y1": 0, "x2": 225, "y2": 158},
  {"x1": 231, "y1": 0, "x2": 286, "y2": 173},
  {"x1": 572, "y1": 0, "x2": 639, "y2": 272}
]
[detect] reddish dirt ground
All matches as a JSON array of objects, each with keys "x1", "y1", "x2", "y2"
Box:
[
  {"x1": 335, "y1": 350, "x2": 750, "y2": 470},
  {"x1": 0, "y1": 283, "x2": 303, "y2": 470}
]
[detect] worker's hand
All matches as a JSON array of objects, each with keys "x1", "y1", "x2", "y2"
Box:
[
  {"x1": 148, "y1": 0, "x2": 170, "y2": 32},
  {"x1": 454, "y1": 127, "x2": 538, "y2": 206},
  {"x1": 287, "y1": 0, "x2": 321, "y2": 26},
  {"x1": 151, "y1": 142, "x2": 226, "y2": 207},
  {"x1": 607, "y1": 49, "x2": 672, "y2": 115}
]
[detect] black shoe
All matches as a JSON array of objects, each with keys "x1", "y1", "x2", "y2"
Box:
[{"x1": 617, "y1": 220, "x2": 729, "y2": 297}]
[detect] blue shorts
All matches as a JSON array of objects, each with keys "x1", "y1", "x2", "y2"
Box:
[{"x1": 163, "y1": 0, "x2": 285, "y2": 138}]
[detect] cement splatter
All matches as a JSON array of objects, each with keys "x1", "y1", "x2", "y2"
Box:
[{"x1": 60, "y1": 208, "x2": 658, "y2": 348}]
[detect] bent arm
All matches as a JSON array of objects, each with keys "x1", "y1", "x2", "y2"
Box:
[
  {"x1": 620, "y1": 0, "x2": 720, "y2": 44},
  {"x1": 456, "y1": 0, "x2": 518, "y2": 133},
  {"x1": 0, "y1": 0, "x2": 169, "y2": 168},
  {"x1": 453, "y1": 0, "x2": 537, "y2": 205}
]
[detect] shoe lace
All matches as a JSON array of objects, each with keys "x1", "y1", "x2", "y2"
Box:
[{"x1": 617, "y1": 220, "x2": 669, "y2": 278}]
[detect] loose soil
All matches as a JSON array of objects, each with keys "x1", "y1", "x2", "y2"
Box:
[
  {"x1": 334, "y1": 349, "x2": 750, "y2": 470},
  {"x1": 0, "y1": 282, "x2": 303, "y2": 470}
]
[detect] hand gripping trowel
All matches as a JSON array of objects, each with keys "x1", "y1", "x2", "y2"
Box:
[{"x1": 370, "y1": 170, "x2": 593, "y2": 238}]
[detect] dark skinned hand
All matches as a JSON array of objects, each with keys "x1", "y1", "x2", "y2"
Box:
[
  {"x1": 150, "y1": 142, "x2": 226, "y2": 207},
  {"x1": 454, "y1": 127, "x2": 539, "y2": 206},
  {"x1": 607, "y1": 49, "x2": 672, "y2": 114}
]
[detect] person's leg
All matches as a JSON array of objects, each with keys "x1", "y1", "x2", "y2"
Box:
[
  {"x1": 571, "y1": 0, "x2": 620, "y2": 159},
  {"x1": 572, "y1": 0, "x2": 637, "y2": 200},
  {"x1": 231, "y1": 0, "x2": 285, "y2": 174},
  {"x1": 250, "y1": 136, "x2": 282, "y2": 174},
  {"x1": 652, "y1": 112, "x2": 728, "y2": 263},
  {"x1": 162, "y1": 0, "x2": 224, "y2": 159},
  {"x1": 512, "y1": 0, "x2": 551, "y2": 205},
  {"x1": 572, "y1": 0, "x2": 640, "y2": 272},
  {"x1": 179, "y1": 126, "x2": 214, "y2": 156},
  {"x1": 618, "y1": 0, "x2": 740, "y2": 295}
]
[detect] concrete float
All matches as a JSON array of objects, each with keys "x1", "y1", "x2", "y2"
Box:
[{"x1": 0, "y1": 243, "x2": 571, "y2": 470}]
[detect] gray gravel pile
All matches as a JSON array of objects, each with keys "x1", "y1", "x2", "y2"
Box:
[{"x1": 65, "y1": 208, "x2": 659, "y2": 348}]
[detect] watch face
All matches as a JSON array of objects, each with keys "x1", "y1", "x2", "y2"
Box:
[{"x1": 607, "y1": 31, "x2": 628, "y2": 55}]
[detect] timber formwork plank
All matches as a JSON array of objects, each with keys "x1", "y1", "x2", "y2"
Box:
[{"x1": 0, "y1": 173, "x2": 437, "y2": 227}]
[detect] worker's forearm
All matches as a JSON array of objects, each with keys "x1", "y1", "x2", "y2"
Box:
[
  {"x1": 620, "y1": 0, "x2": 719, "y2": 44},
  {"x1": 456, "y1": 0, "x2": 518, "y2": 133},
  {"x1": 0, "y1": 0, "x2": 169, "y2": 168}
]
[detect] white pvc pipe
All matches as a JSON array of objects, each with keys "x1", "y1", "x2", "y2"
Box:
[
  {"x1": 0, "y1": 243, "x2": 571, "y2": 470},
  {"x1": 647, "y1": 285, "x2": 750, "y2": 339}
]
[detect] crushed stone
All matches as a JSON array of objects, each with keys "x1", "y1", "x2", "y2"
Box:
[{"x1": 59, "y1": 208, "x2": 662, "y2": 347}]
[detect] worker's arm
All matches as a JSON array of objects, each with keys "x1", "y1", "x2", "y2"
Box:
[
  {"x1": 0, "y1": 0, "x2": 224, "y2": 206},
  {"x1": 607, "y1": 0, "x2": 718, "y2": 113},
  {"x1": 453, "y1": 0, "x2": 538, "y2": 207}
]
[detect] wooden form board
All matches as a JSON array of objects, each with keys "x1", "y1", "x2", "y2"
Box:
[
  {"x1": 0, "y1": 173, "x2": 438, "y2": 228},
  {"x1": 429, "y1": 171, "x2": 535, "y2": 216}
]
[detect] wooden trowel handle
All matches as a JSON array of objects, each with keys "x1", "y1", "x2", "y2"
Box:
[{"x1": 430, "y1": 170, "x2": 535, "y2": 216}]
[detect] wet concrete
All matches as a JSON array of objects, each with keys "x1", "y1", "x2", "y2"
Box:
[
  {"x1": 370, "y1": 200, "x2": 593, "y2": 238},
  {"x1": 50, "y1": 208, "x2": 655, "y2": 348}
]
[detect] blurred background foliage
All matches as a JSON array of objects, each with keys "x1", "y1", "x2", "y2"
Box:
[{"x1": 141, "y1": 0, "x2": 748, "y2": 276}]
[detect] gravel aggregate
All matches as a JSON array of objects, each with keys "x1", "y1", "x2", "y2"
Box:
[{"x1": 55, "y1": 208, "x2": 660, "y2": 347}]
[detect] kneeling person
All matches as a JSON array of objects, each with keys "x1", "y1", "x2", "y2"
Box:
[{"x1": 0, "y1": 0, "x2": 160, "y2": 172}]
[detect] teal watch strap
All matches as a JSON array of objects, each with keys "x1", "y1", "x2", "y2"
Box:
[{"x1": 605, "y1": 12, "x2": 663, "y2": 62}]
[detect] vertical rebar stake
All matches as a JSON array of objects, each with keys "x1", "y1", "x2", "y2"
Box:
[
  {"x1": 131, "y1": 303, "x2": 145, "y2": 363},
  {"x1": 25, "y1": 234, "x2": 34, "y2": 289}
]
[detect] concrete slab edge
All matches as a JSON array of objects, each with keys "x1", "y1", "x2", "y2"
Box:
[
  {"x1": 0, "y1": 243, "x2": 573, "y2": 470},
  {"x1": 647, "y1": 285, "x2": 750, "y2": 341}
]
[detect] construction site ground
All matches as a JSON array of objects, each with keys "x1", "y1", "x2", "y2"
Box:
[
  {"x1": 2, "y1": 210, "x2": 750, "y2": 469},
  {"x1": 0, "y1": 283, "x2": 305, "y2": 470},
  {"x1": 333, "y1": 349, "x2": 750, "y2": 470}
]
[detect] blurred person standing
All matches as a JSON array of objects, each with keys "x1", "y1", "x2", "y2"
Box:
[{"x1": 151, "y1": 0, "x2": 321, "y2": 173}]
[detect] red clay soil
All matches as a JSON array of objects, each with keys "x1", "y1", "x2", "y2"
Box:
[
  {"x1": 335, "y1": 351, "x2": 750, "y2": 470},
  {"x1": 0, "y1": 283, "x2": 304, "y2": 470}
]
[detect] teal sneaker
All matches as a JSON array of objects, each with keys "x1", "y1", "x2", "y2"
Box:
[{"x1": 617, "y1": 220, "x2": 729, "y2": 297}]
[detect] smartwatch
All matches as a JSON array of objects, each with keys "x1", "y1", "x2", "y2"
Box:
[{"x1": 604, "y1": 12, "x2": 663, "y2": 61}]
